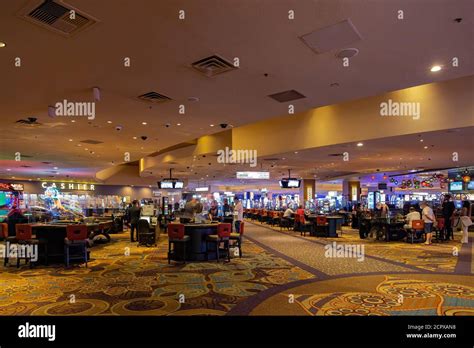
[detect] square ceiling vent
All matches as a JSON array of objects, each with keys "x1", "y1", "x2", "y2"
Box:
[
  {"x1": 17, "y1": 0, "x2": 98, "y2": 37},
  {"x1": 137, "y1": 92, "x2": 172, "y2": 104},
  {"x1": 268, "y1": 90, "x2": 306, "y2": 103},
  {"x1": 192, "y1": 55, "x2": 238, "y2": 77},
  {"x1": 300, "y1": 19, "x2": 362, "y2": 54}
]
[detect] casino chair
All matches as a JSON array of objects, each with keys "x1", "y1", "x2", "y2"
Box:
[
  {"x1": 137, "y1": 219, "x2": 156, "y2": 247},
  {"x1": 167, "y1": 223, "x2": 189, "y2": 264},
  {"x1": 279, "y1": 215, "x2": 293, "y2": 231},
  {"x1": 64, "y1": 225, "x2": 88, "y2": 267},
  {"x1": 299, "y1": 214, "x2": 314, "y2": 237},
  {"x1": 315, "y1": 216, "x2": 330, "y2": 237},
  {"x1": 230, "y1": 221, "x2": 244, "y2": 258},
  {"x1": 432, "y1": 218, "x2": 446, "y2": 243},
  {"x1": 5, "y1": 224, "x2": 46, "y2": 268},
  {"x1": 406, "y1": 220, "x2": 425, "y2": 244},
  {"x1": 206, "y1": 223, "x2": 231, "y2": 263},
  {"x1": 0, "y1": 223, "x2": 8, "y2": 241}
]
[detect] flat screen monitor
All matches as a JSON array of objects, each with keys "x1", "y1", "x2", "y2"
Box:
[
  {"x1": 449, "y1": 181, "x2": 463, "y2": 191},
  {"x1": 158, "y1": 180, "x2": 184, "y2": 189},
  {"x1": 467, "y1": 181, "x2": 474, "y2": 190},
  {"x1": 279, "y1": 178, "x2": 301, "y2": 188}
]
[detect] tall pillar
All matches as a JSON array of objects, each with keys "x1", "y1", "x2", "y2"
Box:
[
  {"x1": 343, "y1": 180, "x2": 361, "y2": 202},
  {"x1": 300, "y1": 179, "x2": 316, "y2": 202}
]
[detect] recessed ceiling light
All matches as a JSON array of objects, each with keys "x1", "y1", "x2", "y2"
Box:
[
  {"x1": 7, "y1": 169, "x2": 11, "y2": 171},
  {"x1": 69, "y1": 139, "x2": 73, "y2": 142},
  {"x1": 133, "y1": 136, "x2": 137, "y2": 140},
  {"x1": 77, "y1": 144, "x2": 82, "y2": 147},
  {"x1": 294, "y1": 151, "x2": 298, "y2": 154},
  {"x1": 142, "y1": 122, "x2": 147, "y2": 125},
  {"x1": 71, "y1": 120, "x2": 76, "y2": 123},
  {"x1": 177, "y1": 123, "x2": 181, "y2": 126},
  {"x1": 85, "y1": 148, "x2": 88, "y2": 151},
  {"x1": 107, "y1": 120, "x2": 112, "y2": 124},
  {"x1": 0, "y1": 42, "x2": 6, "y2": 48},
  {"x1": 430, "y1": 65, "x2": 442, "y2": 72},
  {"x1": 357, "y1": 142, "x2": 364, "y2": 147},
  {"x1": 424, "y1": 146, "x2": 428, "y2": 149},
  {"x1": 210, "y1": 124, "x2": 214, "y2": 127},
  {"x1": 420, "y1": 139, "x2": 424, "y2": 142},
  {"x1": 53, "y1": 167, "x2": 58, "y2": 170}
]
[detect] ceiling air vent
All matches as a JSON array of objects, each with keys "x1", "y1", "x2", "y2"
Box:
[
  {"x1": 268, "y1": 90, "x2": 306, "y2": 103},
  {"x1": 192, "y1": 55, "x2": 237, "y2": 77},
  {"x1": 137, "y1": 92, "x2": 172, "y2": 104},
  {"x1": 80, "y1": 139, "x2": 103, "y2": 145},
  {"x1": 17, "y1": 0, "x2": 98, "y2": 37}
]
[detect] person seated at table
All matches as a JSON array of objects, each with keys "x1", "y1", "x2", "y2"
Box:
[
  {"x1": 403, "y1": 207, "x2": 421, "y2": 230},
  {"x1": 222, "y1": 198, "x2": 233, "y2": 216},
  {"x1": 283, "y1": 206, "x2": 294, "y2": 218},
  {"x1": 208, "y1": 200, "x2": 219, "y2": 221},
  {"x1": 7, "y1": 205, "x2": 24, "y2": 219},
  {"x1": 296, "y1": 205, "x2": 305, "y2": 217}
]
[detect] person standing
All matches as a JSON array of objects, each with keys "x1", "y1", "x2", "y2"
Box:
[
  {"x1": 129, "y1": 200, "x2": 141, "y2": 242},
  {"x1": 421, "y1": 201, "x2": 435, "y2": 245},
  {"x1": 460, "y1": 200, "x2": 472, "y2": 244},
  {"x1": 442, "y1": 194, "x2": 456, "y2": 240},
  {"x1": 222, "y1": 198, "x2": 232, "y2": 216},
  {"x1": 234, "y1": 198, "x2": 244, "y2": 233}
]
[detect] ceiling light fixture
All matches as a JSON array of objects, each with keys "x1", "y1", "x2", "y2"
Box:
[
  {"x1": 424, "y1": 146, "x2": 428, "y2": 149},
  {"x1": 142, "y1": 122, "x2": 147, "y2": 125},
  {"x1": 177, "y1": 123, "x2": 181, "y2": 126},
  {"x1": 430, "y1": 65, "x2": 442, "y2": 72},
  {"x1": 0, "y1": 42, "x2": 6, "y2": 48},
  {"x1": 69, "y1": 139, "x2": 73, "y2": 142},
  {"x1": 133, "y1": 136, "x2": 137, "y2": 140},
  {"x1": 71, "y1": 120, "x2": 76, "y2": 123},
  {"x1": 210, "y1": 124, "x2": 214, "y2": 127},
  {"x1": 357, "y1": 142, "x2": 364, "y2": 147},
  {"x1": 107, "y1": 121, "x2": 112, "y2": 124}
]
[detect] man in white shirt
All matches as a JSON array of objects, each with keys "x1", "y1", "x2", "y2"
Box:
[
  {"x1": 234, "y1": 198, "x2": 244, "y2": 233},
  {"x1": 404, "y1": 207, "x2": 421, "y2": 230},
  {"x1": 283, "y1": 207, "x2": 294, "y2": 218},
  {"x1": 421, "y1": 201, "x2": 435, "y2": 245}
]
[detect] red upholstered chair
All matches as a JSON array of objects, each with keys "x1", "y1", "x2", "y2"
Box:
[
  {"x1": 65, "y1": 225, "x2": 89, "y2": 267},
  {"x1": 167, "y1": 223, "x2": 189, "y2": 264},
  {"x1": 314, "y1": 215, "x2": 329, "y2": 237},
  {"x1": 433, "y1": 217, "x2": 445, "y2": 242},
  {"x1": 0, "y1": 223, "x2": 8, "y2": 240},
  {"x1": 299, "y1": 214, "x2": 314, "y2": 237},
  {"x1": 206, "y1": 223, "x2": 231, "y2": 262},
  {"x1": 230, "y1": 221, "x2": 244, "y2": 258},
  {"x1": 7, "y1": 224, "x2": 41, "y2": 268},
  {"x1": 407, "y1": 220, "x2": 425, "y2": 244}
]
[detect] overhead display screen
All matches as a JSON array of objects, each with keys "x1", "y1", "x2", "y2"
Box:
[{"x1": 236, "y1": 171, "x2": 270, "y2": 179}]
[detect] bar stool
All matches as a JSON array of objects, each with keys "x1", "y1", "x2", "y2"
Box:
[
  {"x1": 230, "y1": 221, "x2": 244, "y2": 258},
  {"x1": 407, "y1": 220, "x2": 424, "y2": 244},
  {"x1": 433, "y1": 218, "x2": 445, "y2": 242},
  {"x1": 167, "y1": 223, "x2": 189, "y2": 264},
  {"x1": 65, "y1": 225, "x2": 88, "y2": 267},
  {"x1": 299, "y1": 215, "x2": 314, "y2": 237},
  {"x1": 6, "y1": 224, "x2": 42, "y2": 268},
  {"x1": 315, "y1": 216, "x2": 329, "y2": 237},
  {"x1": 206, "y1": 223, "x2": 231, "y2": 262}
]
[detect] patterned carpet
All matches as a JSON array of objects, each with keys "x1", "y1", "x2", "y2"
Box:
[
  {"x1": 0, "y1": 231, "x2": 314, "y2": 315},
  {"x1": 227, "y1": 220, "x2": 473, "y2": 316},
  {"x1": 0, "y1": 220, "x2": 472, "y2": 316}
]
